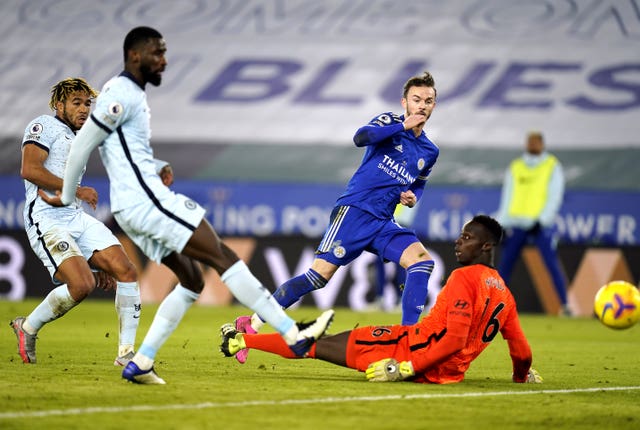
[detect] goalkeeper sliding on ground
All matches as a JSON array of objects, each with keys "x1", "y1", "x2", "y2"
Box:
[{"x1": 220, "y1": 215, "x2": 542, "y2": 384}]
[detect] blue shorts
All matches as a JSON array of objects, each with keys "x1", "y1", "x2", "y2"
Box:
[{"x1": 316, "y1": 205, "x2": 419, "y2": 266}]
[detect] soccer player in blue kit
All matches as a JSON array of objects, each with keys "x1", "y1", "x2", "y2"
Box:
[
  {"x1": 41, "y1": 26, "x2": 334, "y2": 384},
  {"x1": 234, "y1": 72, "x2": 440, "y2": 363}
]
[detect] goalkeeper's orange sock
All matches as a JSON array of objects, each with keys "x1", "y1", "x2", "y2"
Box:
[{"x1": 243, "y1": 333, "x2": 316, "y2": 359}]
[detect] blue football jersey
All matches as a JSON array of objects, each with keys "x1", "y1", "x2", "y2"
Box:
[{"x1": 335, "y1": 112, "x2": 439, "y2": 219}]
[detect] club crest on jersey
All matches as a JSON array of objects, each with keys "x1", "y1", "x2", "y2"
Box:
[
  {"x1": 56, "y1": 241, "x2": 69, "y2": 252},
  {"x1": 329, "y1": 241, "x2": 346, "y2": 258},
  {"x1": 30, "y1": 123, "x2": 43, "y2": 134},
  {"x1": 184, "y1": 199, "x2": 197, "y2": 210},
  {"x1": 108, "y1": 102, "x2": 123, "y2": 116},
  {"x1": 373, "y1": 114, "x2": 392, "y2": 126},
  {"x1": 333, "y1": 245, "x2": 346, "y2": 258},
  {"x1": 417, "y1": 158, "x2": 425, "y2": 170}
]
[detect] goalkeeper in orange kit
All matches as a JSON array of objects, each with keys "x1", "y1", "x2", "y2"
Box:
[{"x1": 220, "y1": 215, "x2": 542, "y2": 384}]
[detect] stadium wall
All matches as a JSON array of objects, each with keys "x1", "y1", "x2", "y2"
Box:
[
  {"x1": 1, "y1": 177, "x2": 638, "y2": 315},
  {"x1": 1, "y1": 228, "x2": 638, "y2": 315},
  {"x1": 1, "y1": 0, "x2": 639, "y2": 314}
]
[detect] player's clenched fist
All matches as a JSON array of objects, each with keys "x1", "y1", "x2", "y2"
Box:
[{"x1": 366, "y1": 358, "x2": 415, "y2": 382}]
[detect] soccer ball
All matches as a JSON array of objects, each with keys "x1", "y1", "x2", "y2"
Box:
[{"x1": 593, "y1": 281, "x2": 640, "y2": 330}]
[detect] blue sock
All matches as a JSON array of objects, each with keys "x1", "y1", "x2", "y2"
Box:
[
  {"x1": 274, "y1": 269, "x2": 328, "y2": 308},
  {"x1": 401, "y1": 260, "x2": 434, "y2": 325}
]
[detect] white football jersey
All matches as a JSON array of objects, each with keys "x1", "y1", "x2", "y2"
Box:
[
  {"x1": 22, "y1": 115, "x2": 84, "y2": 227},
  {"x1": 92, "y1": 72, "x2": 172, "y2": 212}
]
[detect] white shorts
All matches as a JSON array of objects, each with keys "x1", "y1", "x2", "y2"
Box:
[
  {"x1": 26, "y1": 211, "x2": 121, "y2": 284},
  {"x1": 113, "y1": 192, "x2": 205, "y2": 263}
]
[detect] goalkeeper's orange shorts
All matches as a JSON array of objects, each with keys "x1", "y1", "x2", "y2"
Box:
[{"x1": 345, "y1": 325, "x2": 413, "y2": 372}]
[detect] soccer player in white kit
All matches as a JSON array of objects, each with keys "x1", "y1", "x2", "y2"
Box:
[
  {"x1": 43, "y1": 27, "x2": 334, "y2": 384},
  {"x1": 10, "y1": 78, "x2": 141, "y2": 366}
]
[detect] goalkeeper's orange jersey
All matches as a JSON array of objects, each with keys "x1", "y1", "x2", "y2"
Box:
[{"x1": 410, "y1": 264, "x2": 531, "y2": 383}]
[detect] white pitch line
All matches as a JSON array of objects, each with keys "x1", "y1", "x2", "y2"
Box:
[{"x1": 1, "y1": 385, "x2": 639, "y2": 420}]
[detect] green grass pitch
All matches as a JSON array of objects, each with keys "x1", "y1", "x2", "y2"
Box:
[{"x1": 1, "y1": 299, "x2": 639, "y2": 430}]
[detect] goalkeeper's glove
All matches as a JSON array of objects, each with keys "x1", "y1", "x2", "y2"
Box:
[
  {"x1": 365, "y1": 358, "x2": 415, "y2": 382},
  {"x1": 526, "y1": 368, "x2": 543, "y2": 383},
  {"x1": 516, "y1": 368, "x2": 543, "y2": 383}
]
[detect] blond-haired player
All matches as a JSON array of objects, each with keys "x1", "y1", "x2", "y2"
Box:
[{"x1": 11, "y1": 78, "x2": 141, "y2": 366}]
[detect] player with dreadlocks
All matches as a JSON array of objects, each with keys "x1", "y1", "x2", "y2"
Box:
[{"x1": 10, "y1": 78, "x2": 142, "y2": 367}]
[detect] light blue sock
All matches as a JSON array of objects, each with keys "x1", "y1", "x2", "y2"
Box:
[
  {"x1": 138, "y1": 284, "x2": 198, "y2": 360},
  {"x1": 221, "y1": 260, "x2": 295, "y2": 336},
  {"x1": 24, "y1": 285, "x2": 78, "y2": 333},
  {"x1": 115, "y1": 281, "x2": 141, "y2": 355},
  {"x1": 401, "y1": 260, "x2": 434, "y2": 325}
]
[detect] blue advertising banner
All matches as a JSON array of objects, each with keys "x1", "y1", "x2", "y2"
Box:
[{"x1": 1, "y1": 176, "x2": 638, "y2": 245}]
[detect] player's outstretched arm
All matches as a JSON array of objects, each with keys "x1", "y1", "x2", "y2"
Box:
[
  {"x1": 502, "y1": 304, "x2": 536, "y2": 383},
  {"x1": 506, "y1": 336, "x2": 535, "y2": 383},
  {"x1": 61, "y1": 118, "x2": 109, "y2": 205},
  {"x1": 353, "y1": 120, "x2": 404, "y2": 147}
]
